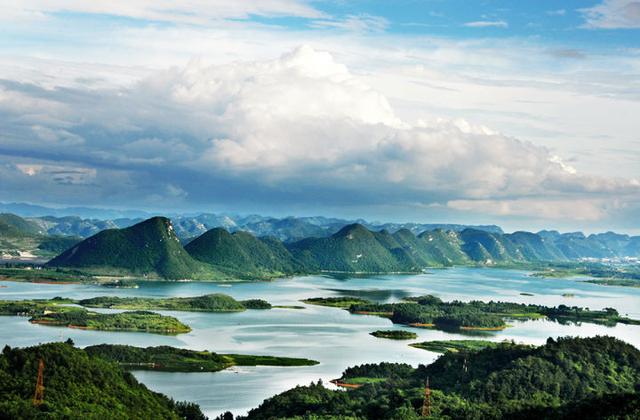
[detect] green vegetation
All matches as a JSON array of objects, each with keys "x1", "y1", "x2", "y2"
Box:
[
  {"x1": 10, "y1": 213, "x2": 637, "y2": 281},
  {"x1": 78, "y1": 293, "x2": 248, "y2": 312},
  {"x1": 410, "y1": 340, "x2": 499, "y2": 353},
  {"x1": 85, "y1": 344, "x2": 318, "y2": 372},
  {"x1": 240, "y1": 299, "x2": 272, "y2": 309},
  {"x1": 533, "y1": 263, "x2": 640, "y2": 288},
  {"x1": 0, "y1": 299, "x2": 190, "y2": 334},
  {"x1": 304, "y1": 294, "x2": 639, "y2": 332},
  {"x1": 31, "y1": 310, "x2": 190, "y2": 334},
  {"x1": 47, "y1": 217, "x2": 221, "y2": 280},
  {"x1": 586, "y1": 278, "x2": 640, "y2": 287},
  {"x1": 0, "y1": 267, "x2": 92, "y2": 283},
  {"x1": 302, "y1": 297, "x2": 371, "y2": 308},
  {"x1": 0, "y1": 213, "x2": 80, "y2": 260},
  {"x1": 370, "y1": 330, "x2": 417, "y2": 340},
  {"x1": 99, "y1": 279, "x2": 139, "y2": 288},
  {"x1": 185, "y1": 228, "x2": 304, "y2": 279},
  {"x1": 239, "y1": 336, "x2": 640, "y2": 419},
  {"x1": 0, "y1": 342, "x2": 206, "y2": 419}
]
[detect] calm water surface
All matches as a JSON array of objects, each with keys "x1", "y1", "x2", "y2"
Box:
[{"x1": 1, "y1": 267, "x2": 639, "y2": 417}]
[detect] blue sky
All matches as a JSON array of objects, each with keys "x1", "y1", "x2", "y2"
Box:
[{"x1": 0, "y1": 1, "x2": 638, "y2": 232}]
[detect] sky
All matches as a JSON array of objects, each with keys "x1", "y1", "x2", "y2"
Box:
[{"x1": 0, "y1": 1, "x2": 639, "y2": 233}]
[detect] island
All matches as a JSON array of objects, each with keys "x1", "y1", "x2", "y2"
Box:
[
  {"x1": 78, "y1": 293, "x2": 271, "y2": 312},
  {"x1": 301, "y1": 296, "x2": 370, "y2": 308},
  {"x1": 370, "y1": 330, "x2": 417, "y2": 340},
  {"x1": 303, "y1": 294, "x2": 640, "y2": 332},
  {"x1": 409, "y1": 339, "x2": 499, "y2": 353},
  {"x1": 84, "y1": 344, "x2": 319, "y2": 372},
  {"x1": 532, "y1": 263, "x2": 640, "y2": 288},
  {"x1": 0, "y1": 299, "x2": 190, "y2": 334}
]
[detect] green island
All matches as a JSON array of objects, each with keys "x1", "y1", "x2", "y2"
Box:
[
  {"x1": 303, "y1": 294, "x2": 640, "y2": 332},
  {"x1": 302, "y1": 296, "x2": 371, "y2": 308},
  {"x1": 370, "y1": 330, "x2": 417, "y2": 340},
  {"x1": 78, "y1": 293, "x2": 272, "y2": 312},
  {"x1": 409, "y1": 339, "x2": 499, "y2": 353},
  {"x1": 240, "y1": 336, "x2": 640, "y2": 419},
  {"x1": 0, "y1": 299, "x2": 190, "y2": 334},
  {"x1": 532, "y1": 263, "x2": 640, "y2": 288},
  {"x1": 84, "y1": 344, "x2": 319, "y2": 372}
]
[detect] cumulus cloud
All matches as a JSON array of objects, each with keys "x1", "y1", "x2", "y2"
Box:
[
  {"x1": 0, "y1": 46, "x2": 638, "y2": 222},
  {"x1": 580, "y1": 0, "x2": 640, "y2": 29}
]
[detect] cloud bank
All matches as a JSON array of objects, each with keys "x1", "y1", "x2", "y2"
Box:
[{"x1": 1, "y1": 46, "x2": 638, "y2": 227}]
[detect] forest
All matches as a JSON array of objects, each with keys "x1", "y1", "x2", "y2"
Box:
[{"x1": 238, "y1": 336, "x2": 640, "y2": 419}]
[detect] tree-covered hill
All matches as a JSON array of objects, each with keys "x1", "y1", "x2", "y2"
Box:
[
  {"x1": 184, "y1": 228, "x2": 303, "y2": 278},
  {"x1": 47, "y1": 217, "x2": 218, "y2": 280},
  {"x1": 39, "y1": 216, "x2": 640, "y2": 280},
  {"x1": 0, "y1": 342, "x2": 205, "y2": 419},
  {"x1": 240, "y1": 336, "x2": 640, "y2": 420}
]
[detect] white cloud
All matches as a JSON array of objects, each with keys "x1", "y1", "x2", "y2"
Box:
[
  {"x1": 463, "y1": 20, "x2": 508, "y2": 28},
  {"x1": 16, "y1": 163, "x2": 96, "y2": 184},
  {"x1": 0, "y1": 0, "x2": 325, "y2": 23},
  {"x1": 1, "y1": 46, "x2": 637, "y2": 223},
  {"x1": 580, "y1": 0, "x2": 640, "y2": 29},
  {"x1": 311, "y1": 14, "x2": 389, "y2": 33},
  {"x1": 446, "y1": 199, "x2": 610, "y2": 221}
]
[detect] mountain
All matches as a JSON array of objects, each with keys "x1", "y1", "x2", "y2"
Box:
[
  {"x1": 287, "y1": 224, "x2": 421, "y2": 272},
  {"x1": 0, "y1": 213, "x2": 43, "y2": 237},
  {"x1": 0, "y1": 213, "x2": 81, "y2": 261},
  {"x1": 47, "y1": 217, "x2": 216, "y2": 279},
  {"x1": 185, "y1": 228, "x2": 303, "y2": 277},
  {"x1": 0, "y1": 342, "x2": 203, "y2": 419}
]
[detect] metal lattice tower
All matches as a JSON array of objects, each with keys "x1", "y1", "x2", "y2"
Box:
[
  {"x1": 422, "y1": 377, "x2": 431, "y2": 417},
  {"x1": 33, "y1": 359, "x2": 44, "y2": 406}
]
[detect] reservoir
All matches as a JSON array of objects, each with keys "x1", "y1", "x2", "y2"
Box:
[{"x1": 1, "y1": 267, "x2": 639, "y2": 417}]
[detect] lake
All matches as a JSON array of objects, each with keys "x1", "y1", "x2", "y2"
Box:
[{"x1": 1, "y1": 267, "x2": 639, "y2": 417}]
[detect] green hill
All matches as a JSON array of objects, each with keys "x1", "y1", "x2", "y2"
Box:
[
  {"x1": 287, "y1": 224, "x2": 409, "y2": 272},
  {"x1": 0, "y1": 213, "x2": 43, "y2": 237},
  {"x1": 185, "y1": 228, "x2": 302, "y2": 278},
  {"x1": 242, "y1": 336, "x2": 640, "y2": 419},
  {"x1": 47, "y1": 217, "x2": 217, "y2": 279},
  {"x1": 0, "y1": 342, "x2": 204, "y2": 419},
  {"x1": 0, "y1": 213, "x2": 80, "y2": 260}
]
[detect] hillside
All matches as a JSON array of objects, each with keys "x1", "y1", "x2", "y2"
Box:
[
  {"x1": 0, "y1": 213, "x2": 80, "y2": 261},
  {"x1": 47, "y1": 217, "x2": 217, "y2": 279},
  {"x1": 0, "y1": 342, "x2": 204, "y2": 419},
  {"x1": 241, "y1": 336, "x2": 640, "y2": 419},
  {"x1": 287, "y1": 224, "x2": 410, "y2": 272},
  {"x1": 185, "y1": 228, "x2": 302, "y2": 277}
]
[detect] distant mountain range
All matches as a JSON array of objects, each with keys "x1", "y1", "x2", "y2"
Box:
[
  {"x1": 37, "y1": 215, "x2": 640, "y2": 280},
  {"x1": 0, "y1": 201, "x2": 503, "y2": 242}
]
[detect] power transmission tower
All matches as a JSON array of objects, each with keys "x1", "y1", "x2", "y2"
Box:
[
  {"x1": 33, "y1": 358, "x2": 44, "y2": 406},
  {"x1": 422, "y1": 377, "x2": 431, "y2": 417}
]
